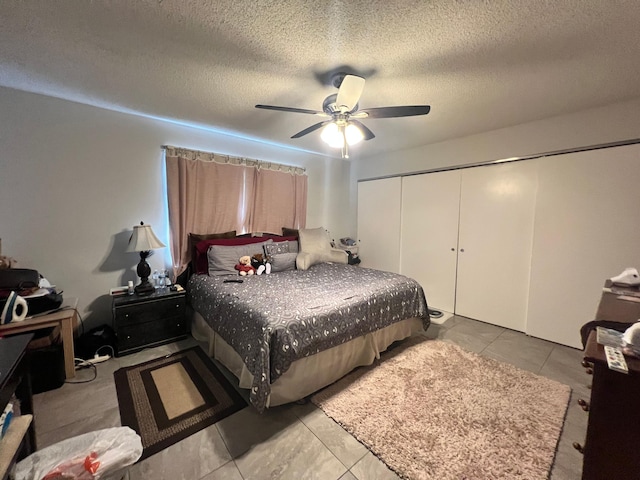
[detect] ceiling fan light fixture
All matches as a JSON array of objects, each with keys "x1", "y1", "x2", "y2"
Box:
[
  {"x1": 321, "y1": 122, "x2": 345, "y2": 148},
  {"x1": 345, "y1": 123, "x2": 364, "y2": 145},
  {"x1": 321, "y1": 121, "x2": 364, "y2": 148}
]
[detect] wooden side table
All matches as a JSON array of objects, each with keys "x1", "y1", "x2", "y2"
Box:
[
  {"x1": 0, "y1": 298, "x2": 78, "y2": 379},
  {"x1": 112, "y1": 289, "x2": 187, "y2": 356}
]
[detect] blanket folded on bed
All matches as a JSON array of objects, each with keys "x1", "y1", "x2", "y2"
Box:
[{"x1": 188, "y1": 262, "x2": 429, "y2": 410}]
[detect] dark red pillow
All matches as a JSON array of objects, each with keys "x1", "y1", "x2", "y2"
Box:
[
  {"x1": 193, "y1": 235, "x2": 298, "y2": 274},
  {"x1": 188, "y1": 231, "x2": 236, "y2": 267},
  {"x1": 275, "y1": 235, "x2": 298, "y2": 243}
]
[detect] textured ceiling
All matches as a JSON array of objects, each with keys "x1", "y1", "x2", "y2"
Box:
[{"x1": 1, "y1": 1, "x2": 640, "y2": 160}]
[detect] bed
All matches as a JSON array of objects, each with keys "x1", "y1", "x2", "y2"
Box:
[{"x1": 187, "y1": 244, "x2": 430, "y2": 411}]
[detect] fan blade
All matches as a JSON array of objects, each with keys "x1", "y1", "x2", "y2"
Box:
[
  {"x1": 255, "y1": 104, "x2": 327, "y2": 116},
  {"x1": 291, "y1": 121, "x2": 331, "y2": 139},
  {"x1": 358, "y1": 105, "x2": 431, "y2": 118},
  {"x1": 336, "y1": 75, "x2": 365, "y2": 112},
  {"x1": 350, "y1": 120, "x2": 375, "y2": 140}
]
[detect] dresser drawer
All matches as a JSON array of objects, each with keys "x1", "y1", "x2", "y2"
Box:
[{"x1": 114, "y1": 295, "x2": 186, "y2": 327}]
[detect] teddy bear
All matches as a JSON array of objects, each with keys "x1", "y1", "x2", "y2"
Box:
[
  {"x1": 251, "y1": 253, "x2": 271, "y2": 275},
  {"x1": 234, "y1": 255, "x2": 255, "y2": 276}
]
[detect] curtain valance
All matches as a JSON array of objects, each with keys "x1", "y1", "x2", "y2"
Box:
[{"x1": 162, "y1": 145, "x2": 306, "y2": 176}]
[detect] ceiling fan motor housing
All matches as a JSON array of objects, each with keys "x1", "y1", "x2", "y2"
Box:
[{"x1": 323, "y1": 93, "x2": 358, "y2": 115}]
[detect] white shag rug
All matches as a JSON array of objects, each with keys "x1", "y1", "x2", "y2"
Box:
[{"x1": 312, "y1": 338, "x2": 570, "y2": 480}]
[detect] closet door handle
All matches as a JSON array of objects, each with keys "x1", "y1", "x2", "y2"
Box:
[
  {"x1": 460, "y1": 248, "x2": 465, "y2": 252},
  {"x1": 451, "y1": 248, "x2": 455, "y2": 251}
]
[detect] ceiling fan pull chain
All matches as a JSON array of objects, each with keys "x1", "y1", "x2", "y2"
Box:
[{"x1": 343, "y1": 125, "x2": 349, "y2": 159}]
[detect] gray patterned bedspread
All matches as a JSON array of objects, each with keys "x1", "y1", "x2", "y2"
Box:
[{"x1": 188, "y1": 262, "x2": 429, "y2": 411}]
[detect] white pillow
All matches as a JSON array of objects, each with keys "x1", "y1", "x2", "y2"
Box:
[{"x1": 296, "y1": 227, "x2": 347, "y2": 270}]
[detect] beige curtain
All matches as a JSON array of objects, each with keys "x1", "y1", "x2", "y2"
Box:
[
  {"x1": 251, "y1": 167, "x2": 308, "y2": 234},
  {"x1": 164, "y1": 146, "x2": 307, "y2": 275}
]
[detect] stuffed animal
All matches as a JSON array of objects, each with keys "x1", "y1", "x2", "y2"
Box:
[
  {"x1": 234, "y1": 255, "x2": 255, "y2": 276},
  {"x1": 0, "y1": 256, "x2": 16, "y2": 270},
  {"x1": 0, "y1": 239, "x2": 17, "y2": 270},
  {"x1": 251, "y1": 253, "x2": 271, "y2": 275}
]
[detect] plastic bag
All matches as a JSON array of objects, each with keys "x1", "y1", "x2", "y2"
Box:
[{"x1": 13, "y1": 427, "x2": 142, "y2": 480}]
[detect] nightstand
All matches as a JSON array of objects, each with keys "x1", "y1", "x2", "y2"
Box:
[{"x1": 112, "y1": 289, "x2": 187, "y2": 356}]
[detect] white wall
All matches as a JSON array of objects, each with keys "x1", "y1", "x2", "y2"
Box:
[
  {"x1": 346, "y1": 97, "x2": 640, "y2": 237},
  {"x1": 0, "y1": 87, "x2": 350, "y2": 330}
]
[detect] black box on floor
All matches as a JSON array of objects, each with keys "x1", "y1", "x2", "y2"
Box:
[{"x1": 27, "y1": 326, "x2": 65, "y2": 394}]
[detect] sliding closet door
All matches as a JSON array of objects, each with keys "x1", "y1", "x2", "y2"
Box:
[
  {"x1": 400, "y1": 170, "x2": 461, "y2": 313},
  {"x1": 455, "y1": 161, "x2": 538, "y2": 331},
  {"x1": 527, "y1": 143, "x2": 640, "y2": 348},
  {"x1": 357, "y1": 177, "x2": 401, "y2": 273}
]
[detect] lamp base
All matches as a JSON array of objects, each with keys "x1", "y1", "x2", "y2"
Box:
[
  {"x1": 134, "y1": 281, "x2": 155, "y2": 295},
  {"x1": 134, "y1": 251, "x2": 154, "y2": 295}
]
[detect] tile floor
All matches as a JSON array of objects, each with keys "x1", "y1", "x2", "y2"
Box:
[{"x1": 32, "y1": 316, "x2": 588, "y2": 479}]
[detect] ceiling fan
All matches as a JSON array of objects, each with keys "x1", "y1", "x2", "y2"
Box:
[{"x1": 255, "y1": 73, "x2": 431, "y2": 158}]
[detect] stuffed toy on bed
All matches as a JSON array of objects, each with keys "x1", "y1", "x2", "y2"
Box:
[
  {"x1": 251, "y1": 253, "x2": 271, "y2": 275},
  {"x1": 235, "y1": 255, "x2": 255, "y2": 276}
]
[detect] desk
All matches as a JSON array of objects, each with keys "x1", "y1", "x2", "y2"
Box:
[
  {"x1": 0, "y1": 333, "x2": 35, "y2": 480},
  {"x1": 0, "y1": 298, "x2": 78, "y2": 379}
]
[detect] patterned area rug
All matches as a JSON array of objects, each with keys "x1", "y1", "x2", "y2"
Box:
[
  {"x1": 312, "y1": 338, "x2": 571, "y2": 480},
  {"x1": 114, "y1": 346, "x2": 246, "y2": 460}
]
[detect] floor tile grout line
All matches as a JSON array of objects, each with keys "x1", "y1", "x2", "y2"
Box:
[
  {"x1": 294, "y1": 407, "x2": 359, "y2": 476},
  {"x1": 480, "y1": 327, "x2": 507, "y2": 354},
  {"x1": 538, "y1": 344, "x2": 557, "y2": 375}
]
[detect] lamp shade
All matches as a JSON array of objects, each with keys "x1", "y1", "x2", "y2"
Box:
[{"x1": 126, "y1": 223, "x2": 166, "y2": 252}]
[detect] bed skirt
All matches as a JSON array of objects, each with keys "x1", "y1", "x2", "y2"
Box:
[{"x1": 191, "y1": 311, "x2": 423, "y2": 407}]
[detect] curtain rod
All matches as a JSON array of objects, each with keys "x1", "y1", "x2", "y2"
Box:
[
  {"x1": 161, "y1": 145, "x2": 306, "y2": 174},
  {"x1": 358, "y1": 137, "x2": 640, "y2": 183}
]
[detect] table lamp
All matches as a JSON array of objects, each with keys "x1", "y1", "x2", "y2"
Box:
[{"x1": 126, "y1": 221, "x2": 166, "y2": 295}]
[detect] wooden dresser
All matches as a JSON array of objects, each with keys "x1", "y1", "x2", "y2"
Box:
[{"x1": 578, "y1": 283, "x2": 640, "y2": 480}]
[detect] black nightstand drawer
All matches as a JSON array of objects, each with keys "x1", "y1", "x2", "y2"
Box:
[
  {"x1": 112, "y1": 290, "x2": 187, "y2": 356},
  {"x1": 114, "y1": 296, "x2": 186, "y2": 328},
  {"x1": 117, "y1": 315, "x2": 187, "y2": 354}
]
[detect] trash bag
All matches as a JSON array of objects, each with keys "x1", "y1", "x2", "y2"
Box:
[{"x1": 13, "y1": 427, "x2": 142, "y2": 480}]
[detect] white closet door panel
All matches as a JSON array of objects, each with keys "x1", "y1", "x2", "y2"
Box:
[
  {"x1": 357, "y1": 177, "x2": 401, "y2": 273},
  {"x1": 527, "y1": 144, "x2": 640, "y2": 348},
  {"x1": 400, "y1": 170, "x2": 461, "y2": 313},
  {"x1": 456, "y1": 161, "x2": 538, "y2": 331}
]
